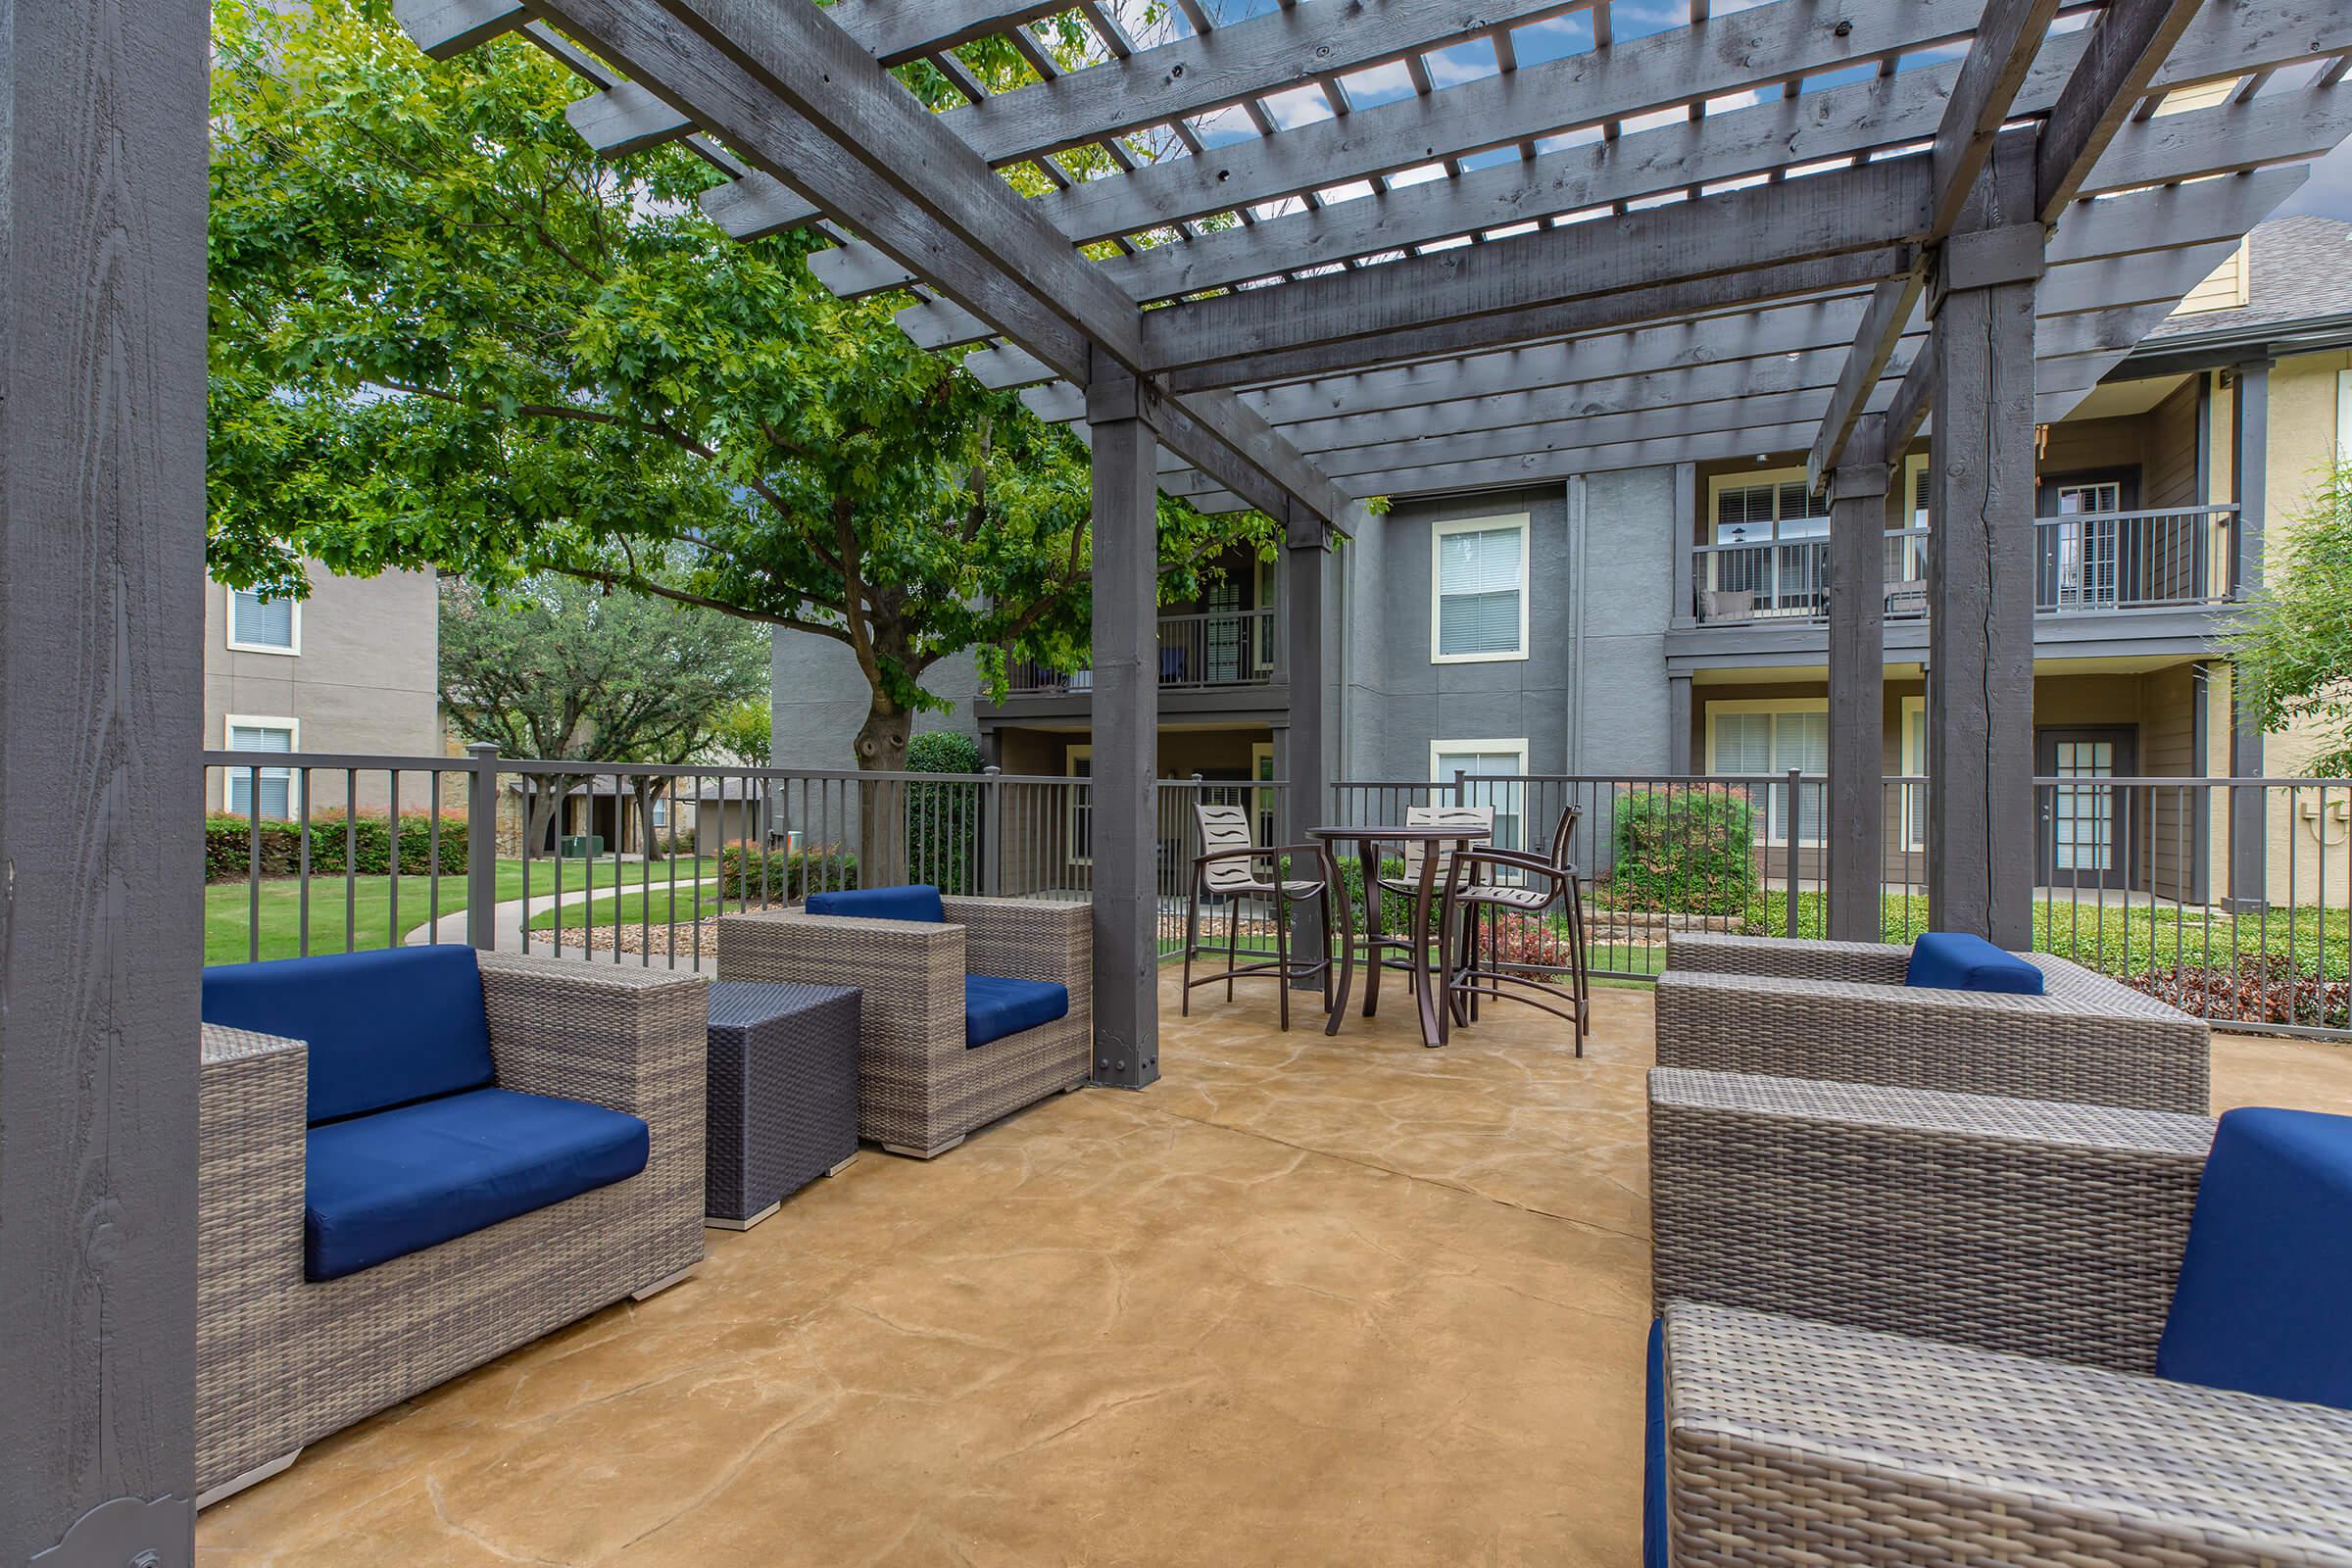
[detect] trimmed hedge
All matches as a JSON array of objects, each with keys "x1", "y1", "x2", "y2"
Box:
[
  {"x1": 719, "y1": 844, "x2": 858, "y2": 902},
  {"x1": 205, "y1": 811, "x2": 468, "y2": 883},
  {"x1": 1607, "y1": 785, "x2": 1756, "y2": 915},
  {"x1": 905, "y1": 732, "x2": 984, "y2": 894}
]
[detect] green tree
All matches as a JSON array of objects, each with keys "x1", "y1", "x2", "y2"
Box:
[
  {"x1": 708, "y1": 699, "x2": 774, "y2": 768},
  {"x1": 2227, "y1": 462, "x2": 2352, "y2": 773},
  {"x1": 440, "y1": 576, "x2": 771, "y2": 847},
  {"x1": 206, "y1": 0, "x2": 1272, "y2": 774}
]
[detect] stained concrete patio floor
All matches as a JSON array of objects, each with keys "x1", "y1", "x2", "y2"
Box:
[{"x1": 197, "y1": 975, "x2": 2352, "y2": 1567}]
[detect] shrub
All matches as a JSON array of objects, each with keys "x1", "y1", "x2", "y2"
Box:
[
  {"x1": 905, "y1": 730, "x2": 984, "y2": 893},
  {"x1": 205, "y1": 810, "x2": 467, "y2": 883},
  {"x1": 1608, "y1": 786, "x2": 1755, "y2": 915},
  {"x1": 720, "y1": 844, "x2": 858, "y2": 902},
  {"x1": 2129, "y1": 954, "x2": 2350, "y2": 1030}
]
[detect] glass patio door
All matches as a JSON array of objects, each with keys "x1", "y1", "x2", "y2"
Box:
[{"x1": 2037, "y1": 727, "x2": 2134, "y2": 889}]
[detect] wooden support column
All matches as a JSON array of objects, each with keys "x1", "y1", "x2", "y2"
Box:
[
  {"x1": 1827, "y1": 415, "x2": 1890, "y2": 942},
  {"x1": 1925, "y1": 136, "x2": 2042, "y2": 949},
  {"x1": 2, "y1": 0, "x2": 207, "y2": 1556},
  {"x1": 1666, "y1": 675, "x2": 1693, "y2": 773},
  {"x1": 2228, "y1": 358, "x2": 2271, "y2": 911},
  {"x1": 1282, "y1": 506, "x2": 1329, "y2": 988},
  {"x1": 1086, "y1": 369, "x2": 1161, "y2": 1088}
]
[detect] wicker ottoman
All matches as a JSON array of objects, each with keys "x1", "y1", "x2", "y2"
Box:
[{"x1": 704, "y1": 981, "x2": 861, "y2": 1229}]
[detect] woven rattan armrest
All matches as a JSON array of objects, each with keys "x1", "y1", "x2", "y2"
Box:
[
  {"x1": 718, "y1": 907, "x2": 965, "y2": 1065},
  {"x1": 1649, "y1": 1069, "x2": 2212, "y2": 1372},
  {"x1": 1665, "y1": 931, "x2": 1913, "y2": 984},
  {"x1": 1659, "y1": 1299, "x2": 2352, "y2": 1567},
  {"x1": 941, "y1": 896, "x2": 1090, "y2": 990},
  {"x1": 477, "y1": 951, "x2": 709, "y2": 1119},
  {"x1": 1653, "y1": 963, "x2": 2210, "y2": 1111}
]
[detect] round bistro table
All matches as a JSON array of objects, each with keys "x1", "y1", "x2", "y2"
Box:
[{"x1": 1306, "y1": 823, "x2": 1492, "y2": 1049}]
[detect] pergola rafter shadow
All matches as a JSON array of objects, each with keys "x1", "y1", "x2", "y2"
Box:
[{"x1": 394, "y1": 0, "x2": 2350, "y2": 1083}]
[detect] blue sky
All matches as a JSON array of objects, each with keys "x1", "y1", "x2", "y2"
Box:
[{"x1": 2282, "y1": 140, "x2": 2352, "y2": 220}]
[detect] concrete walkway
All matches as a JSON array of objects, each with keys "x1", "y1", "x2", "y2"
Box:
[{"x1": 403, "y1": 876, "x2": 721, "y2": 951}]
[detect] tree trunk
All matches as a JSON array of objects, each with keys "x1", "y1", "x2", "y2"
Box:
[
  {"x1": 855, "y1": 700, "x2": 912, "y2": 889},
  {"x1": 525, "y1": 782, "x2": 562, "y2": 857}
]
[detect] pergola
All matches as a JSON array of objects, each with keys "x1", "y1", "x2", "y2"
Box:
[{"x1": 6, "y1": 0, "x2": 2350, "y2": 1556}]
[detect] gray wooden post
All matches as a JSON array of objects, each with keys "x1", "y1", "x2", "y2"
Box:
[
  {"x1": 1826, "y1": 416, "x2": 1889, "y2": 941},
  {"x1": 1283, "y1": 510, "x2": 1329, "y2": 988},
  {"x1": 1, "y1": 0, "x2": 207, "y2": 1555},
  {"x1": 2228, "y1": 359, "x2": 2270, "y2": 912},
  {"x1": 1669, "y1": 462, "x2": 1699, "y2": 628},
  {"x1": 1926, "y1": 134, "x2": 2041, "y2": 949},
  {"x1": 466, "y1": 743, "x2": 501, "y2": 947},
  {"x1": 1086, "y1": 370, "x2": 1161, "y2": 1088},
  {"x1": 1666, "y1": 674, "x2": 1693, "y2": 773}
]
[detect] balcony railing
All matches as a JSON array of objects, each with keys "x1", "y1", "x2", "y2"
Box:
[
  {"x1": 1690, "y1": 507, "x2": 2236, "y2": 625},
  {"x1": 1004, "y1": 607, "x2": 1277, "y2": 696}
]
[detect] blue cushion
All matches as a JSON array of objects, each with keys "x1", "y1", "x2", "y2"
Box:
[
  {"x1": 1904, "y1": 931, "x2": 2044, "y2": 995},
  {"x1": 806, "y1": 884, "x2": 945, "y2": 923},
  {"x1": 1642, "y1": 1317, "x2": 1667, "y2": 1568},
  {"x1": 203, "y1": 947, "x2": 496, "y2": 1126},
  {"x1": 965, "y1": 974, "x2": 1070, "y2": 1049},
  {"x1": 304, "y1": 1087, "x2": 649, "y2": 1281},
  {"x1": 2157, "y1": 1106, "x2": 2352, "y2": 1409}
]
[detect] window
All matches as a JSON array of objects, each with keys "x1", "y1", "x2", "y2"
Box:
[
  {"x1": 1900, "y1": 696, "x2": 1928, "y2": 852},
  {"x1": 1705, "y1": 701, "x2": 1827, "y2": 846},
  {"x1": 225, "y1": 586, "x2": 298, "y2": 654},
  {"x1": 224, "y1": 717, "x2": 298, "y2": 819},
  {"x1": 1431, "y1": 739, "x2": 1528, "y2": 851},
  {"x1": 1706, "y1": 470, "x2": 1829, "y2": 614},
  {"x1": 1066, "y1": 746, "x2": 1092, "y2": 865},
  {"x1": 1431, "y1": 514, "x2": 1529, "y2": 662}
]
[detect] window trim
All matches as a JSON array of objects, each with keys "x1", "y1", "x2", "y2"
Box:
[
  {"x1": 1065, "y1": 744, "x2": 1093, "y2": 867},
  {"x1": 1702, "y1": 697, "x2": 1828, "y2": 848},
  {"x1": 1428, "y1": 513, "x2": 1531, "y2": 665},
  {"x1": 222, "y1": 713, "x2": 301, "y2": 817},
  {"x1": 224, "y1": 585, "x2": 301, "y2": 656},
  {"x1": 1429, "y1": 737, "x2": 1531, "y2": 853},
  {"x1": 1899, "y1": 695, "x2": 1928, "y2": 852}
]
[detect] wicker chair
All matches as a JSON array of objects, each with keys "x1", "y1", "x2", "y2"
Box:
[
  {"x1": 196, "y1": 951, "x2": 708, "y2": 1505},
  {"x1": 1643, "y1": 1068, "x2": 2352, "y2": 1566},
  {"x1": 1439, "y1": 802, "x2": 1591, "y2": 1049},
  {"x1": 1654, "y1": 931, "x2": 2210, "y2": 1112},
  {"x1": 716, "y1": 891, "x2": 1090, "y2": 1157},
  {"x1": 1181, "y1": 802, "x2": 1335, "y2": 1029}
]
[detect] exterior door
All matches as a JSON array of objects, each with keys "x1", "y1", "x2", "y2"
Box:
[
  {"x1": 2035, "y1": 470, "x2": 2137, "y2": 612},
  {"x1": 2036, "y1": 727, "x2": 2136, "y2": 889},
  {"x1": 1204, "y1": 579, "x2": 1244, "y2": 684}
]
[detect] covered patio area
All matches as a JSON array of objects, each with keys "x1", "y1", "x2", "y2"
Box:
[{"x1": 193, "y1": 980, "x2": 2349, "y2": 1567}]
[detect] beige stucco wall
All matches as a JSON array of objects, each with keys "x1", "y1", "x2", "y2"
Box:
[{"x1": 204, "y1": 564, "x2": 443, "y2": 813}]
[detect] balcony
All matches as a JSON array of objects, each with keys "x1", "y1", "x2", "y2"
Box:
[
  {"x1": 1004, "y1": 607, "x2": 1277, "y2": 696},
  {"x1": 1690, "y1": 506, "x2": 2236, "y2": 626}
]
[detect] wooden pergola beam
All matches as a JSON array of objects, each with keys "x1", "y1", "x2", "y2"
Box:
[{"x1": 2037, "y1": 0, "x2": 2212, "y2": 221}]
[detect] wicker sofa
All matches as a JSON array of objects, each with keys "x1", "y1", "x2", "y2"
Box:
[
  {"x1": 717, "y1": 891, "x2": 1092, "y2": 1157},
  {"x1": 196, "y1": 949, "x2": 708, "y2": 1504},
  {"x1": 1644, "y1": 1068, "x2": 2352, "y2": 1565},
  {"x1": 1655, "y1": 931, "x2": 2210, "y2": 1112}
]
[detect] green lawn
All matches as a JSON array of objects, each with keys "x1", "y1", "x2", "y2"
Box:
[
  {"x1": 205, "y1": 857, "x2": 718, "y2": 965},
  {"x1": 524, "y1": 879, "x2": 732, "y2": 937}
]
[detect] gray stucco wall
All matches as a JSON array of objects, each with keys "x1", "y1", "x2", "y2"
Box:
[
  {"x1": 1571, "y1": 466, "x2": 1675, "y2": 776},
  {"x1": 768, "y1": 631, "x2": 980, "y2": 774}
]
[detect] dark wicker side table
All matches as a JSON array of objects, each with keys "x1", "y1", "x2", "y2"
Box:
[{"x1": 704, "y1": 981, "x2": 861, "y2": 1229}]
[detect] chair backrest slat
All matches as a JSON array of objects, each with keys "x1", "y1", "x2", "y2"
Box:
[
  {"x1": 1196, "y1": 803, "x2": 1262, "y2": 892},
  {"x1": 1400, "y1": 804, "x2": 1493, "y2": 883}
]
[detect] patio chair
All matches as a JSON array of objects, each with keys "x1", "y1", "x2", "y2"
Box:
[
  {"x1": 194, "y1": 947, "x2": 708, "y2": 1505},
  {"x1": 1180, "y1": 802, "x2": 1335, "y2": 1030},
  {"x1": 1438, "y1": 802, "x2": 1591, "y2": 1050},
  {"x1": 1654, "y1": 930, "x2": 2209, "y2": 1112},
  {"x1": 715, "y1": 885, "x2": 1090, "y2": 1157},
  {"x1": 1359, "y1": 804, "x2": 1494, "y2": 997},
  {"x1": 1642, "y1": 1067, "x2": 2352, "y2": 1566}
]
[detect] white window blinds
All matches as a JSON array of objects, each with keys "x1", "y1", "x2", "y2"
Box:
[
  {"x1": 226, "y1": 724, "x2": 295, "y2": 819},
  {"x1": 230, "y1": 589, "x2": 295, "y2": 650},
  {"x1": 1436, "y1": 525, "x2": 1524, "y2": 658}
]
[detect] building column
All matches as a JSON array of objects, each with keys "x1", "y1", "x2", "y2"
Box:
[
  {"x1": 1926, "y1": 136, "x2": 2041, "y2": 949},
  {"x1": 1669, "y1": 462, "x2": 1698, "y2": 628},
  {"x1": 2, "y1": 0, "x2": 207, "y2": 1556},
  {"x1": 1666, "y1": 674, "x2": 1693, "y2": 773},
  {"x1": 1282, "y1": 509, "x2": 1330, "y2": 987},
  {"x1": 2228, "y1": 359, "x2": 2271, "y2": 911},
  {"x1": 1827, "y1": 415, "x2": 1889, "y2": 942},
  {"x1": 1085, "y1": 372, "x2": 1160, "y2": 1088}
]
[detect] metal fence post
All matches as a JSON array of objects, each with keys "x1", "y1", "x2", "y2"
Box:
[
  {"x1": 981, "y1": 765, "x2": 1004, "y2": 897},
  {"x1": 466, "y1": 742, "x2": 500, "y2": 949},
  {"x1": 1784, "y1": 766, "x2": 1803, "y2": 935}
]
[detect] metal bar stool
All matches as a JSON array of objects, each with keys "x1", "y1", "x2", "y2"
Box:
[
  {"x1": 1439, "y1": 804, "x2": 1592, "y2": 1053},
  {"x1": 1181, "y1": 803, "x2": 1336, "y2": 1030},
  {"x1": 1367, "y1": 804, "x2": 1494, "y2": 999}
]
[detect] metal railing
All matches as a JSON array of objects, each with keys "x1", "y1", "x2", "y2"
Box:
[
  {"x1": 1332, "y1": 771, "x2": 2350, "y2": 1040},
  {"x1": 1690, "y1": 508, "x2": 2235, "y2": 625},
  {"x1": 1004, "y1": 607, "x2": 1277, "y2": 695},
  {"x1": 201, "y1": 748, "x2": 1293, "y2": 971}
]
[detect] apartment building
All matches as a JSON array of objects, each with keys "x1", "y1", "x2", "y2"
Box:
[
  {"x1": 770, "y1": 215, "x2": 2352, "y2": 904},
  {"x1": 206, "y1": 564, "x2": 444, "y2": 815}
]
